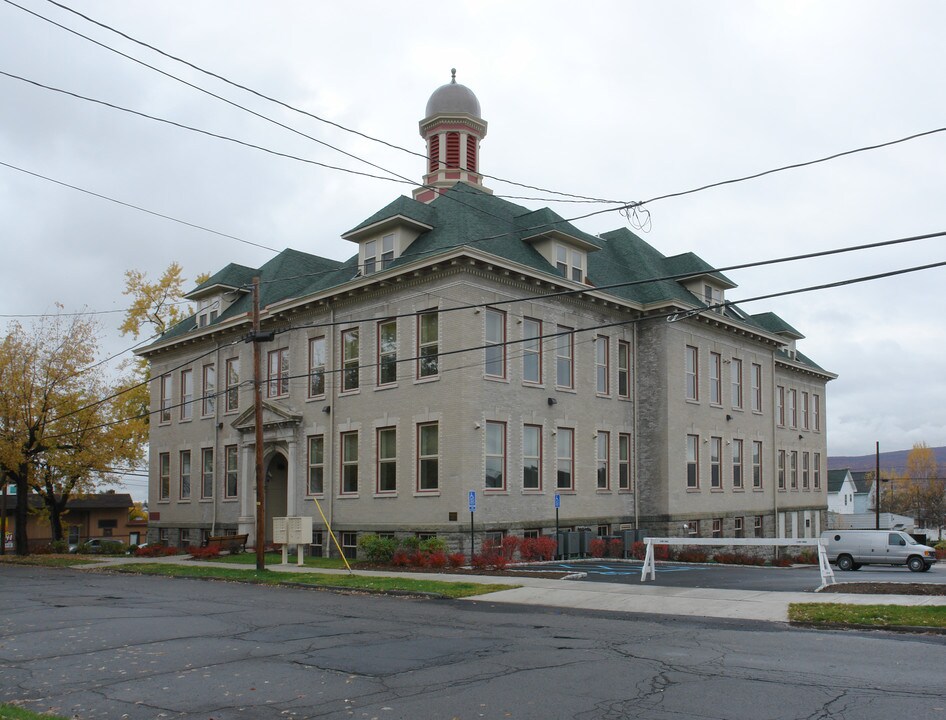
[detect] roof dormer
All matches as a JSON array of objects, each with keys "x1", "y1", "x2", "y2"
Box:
[{"x1": 342, "y1": 199, "x2": 436, "y2": 276}]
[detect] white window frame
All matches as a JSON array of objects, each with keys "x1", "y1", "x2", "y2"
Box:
[
  {"x1": 523, "y1": 424, "x2": 542, "y2": 491},
  {"x1": 341, "y1": 329, "x2": 359, "y2": 393},
  {"x1": 596, "y1": 431, "x2": 610, "y2": 490},
  {"x1": 417, "y1": 422, "x2": 439, "y2": 491},
  {"x1": 308, "y1": 337, "x2": 326, "y2": 398},
  {"x1": 595, "y1": 336, "x2": 610, "y2": 395},
  {"x1": 484, "y1": 309, "x2": 506, "y2": 379},
  {"x1": 522, "y1": 318, "x2": 542, "y2": 385},
  {"x1": 417, "y1": 311, "x2": 439, "y2": 379},
  {"x1": 685, "y1": 346, "x2": 699, "y2": 401},
  {"x1": 377, "y1": 320, "x2": 398, "y2": 387},
  {"x1": 485, "y1": 421, "x2": 506, "y2": 491}
]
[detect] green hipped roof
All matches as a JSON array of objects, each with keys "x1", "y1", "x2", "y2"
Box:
[
  {"x1": 827, "y1": 468, "x2": 850, "y2": 493},
  {"x1": 148, "y1": 182, "x2": 821, "y2": 376},
  {"x1": 751, "y1": 312, "x2": 804, "y2": 339}
]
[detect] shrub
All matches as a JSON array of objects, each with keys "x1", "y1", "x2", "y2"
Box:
[
  {"x1": 590, "y1": 538, "x2": 607, "y2": 558},
  {"x1": 420, "y1": 537, "x2": 448, "y2": 554},
  {"x1": 409, "y1": 551, "x2": 428, "y2": 568},
  {"x1": 358, "y1": 534, "x2": 399, "y2": 564},
  {"x1": 500, "y1": 535, "x2": 519, "y2": 560},
  {"x1": 48, "y1": 540, "x2": 70, "y2": 554},
  {"x1": 400, "y1": 536, "x2": 422, "y2": 551},
  {"x1": 608, "y1": 538, "x2": 624, "y2": 559},
  {"x1": 391, "y1": 549, "x2": 410, "y2": 567},
  {"x1": 100, "y1": 541, "x2": 126, "y2": 555},
  {"x1": 448, "y1": 552, "x2": 466, "y2": 568},
  {"x1": 631, "y1": 541, "x2": 646, "y2": 560},
  {"x1": 471, "y1": 553, "x2": 490, "y2": 570},
  {"x1": 135, "y1": 545, "x2": 183, "y2": 557},
  {"x1": 473, "y1": 539, "x2": 508, "y2": 570},
  {"x1": 520, "y1": 536, "x2": 557, "y2": 561},
  {"x1": 428, "y1": 551, "x2": 448, "y2": 568},
  {"x1": 675, "y1": 548, "x2": 708, "y2": 563},
  {"x1": 187, "y1": 545, "x2": 221, "y2": 560}
]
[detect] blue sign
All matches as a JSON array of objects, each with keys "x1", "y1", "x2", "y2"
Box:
[
  {"x1": 554, "y1": 493, "x2": 560, "y2": 509},
  {"x1": 468, "y1": 491, "x2": 476, "y2": 513}
]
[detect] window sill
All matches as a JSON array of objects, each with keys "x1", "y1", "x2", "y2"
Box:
[
  {"x1": 484, "y1": 489, "x2": 508, "y2": 494},
  {"x1": 711, "y1": 488, "x2": 724, "y2": 492},
  {"x1": 554, "y1": 386, "x2": 577, "y2": 394},
  {"x1": 596, "y1": 489, "x2": 612, "y2": 494},
  {"x1": 413, "y1": 490, "x2": 441, "y2": 496},
  {"x1": 522, "y1": 381, "x2": 545, "y2": 389},
  {"x1": 305, "y1": 395, "x2": 327, "y2": 403},
  {"x1": 686, "y1": 487, "x2": 701, "y2": 492},
  {"x1": 339, "y1": 390, "x2": 361, "y2": 397},
  {"x1": 222, "y1": 497, "x2": 239, "y2": 502},
  {"x1": 374, "y1": 384, "x2": 398, "y2": 392},
  {"x1": 484, "y1": 375, "x2": 510, "y2": 384},
  {"x1": 521, "y1": 489, "x2": 543, "y2": 494},
  {"x1": 414, "y1": 375, "x2": 440, "y2": 385},
  {"x1": 374, "y1": 492, "x2": 397, "y2": 498}
]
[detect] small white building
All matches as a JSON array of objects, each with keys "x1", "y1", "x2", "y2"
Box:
[{"x1": 827, "y1": 468, "x2": 856, "y2": 514}]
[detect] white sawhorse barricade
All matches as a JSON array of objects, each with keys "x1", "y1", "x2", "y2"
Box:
[{"x1": 641, "y1": 537, "x2": 836, "y2": 588}]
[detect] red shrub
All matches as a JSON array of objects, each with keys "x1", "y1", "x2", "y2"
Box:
[
  {"x1": 675, "y1": 548, "x2": 708, "y2": 563},
  {"x1": 187, "y1": 545, "x2": 220, "y2": 560},
  {"x1": 630, "y1": 541, "x2": 646, "y2": 560},
  {"x1": 428, "y1": 551, "x2": 448, "y2": 568},
  {"x1": 937, "y1": 548, "x2": 946, "y2": 560},
  {"x1": 501, "y1": 536, "x2": 520, "y2": 560},
  {"x1": 448, "y1": 552, "x2": 466, "y2": 568},
  {"x1": 520, "y1": 536, "x2": 557, "y2": 561},
  {"x1": 490, "y1": 553, "x2": 508, "y2": 570},
  {"x1": 410, "y1": 551, "x2": 429, "y2": 568},
  {"x1": 590, "y1": 538, "x2": 607, "y2": 558},
  {"x1": 135, "y1": 545, "x2": 182, "y2": 557},
  {"x1": 392, "y1": 549, "x2": 410, "y2": 567},
  {"x1": 771, "y1": 557, "x2": 793, "y2": 567},
  {"x1": 471, "y1": 553, "x2": 490, "y2": 570},
  {"x1": 608, "y1": 538, "x2": 624, "y2": 558}
]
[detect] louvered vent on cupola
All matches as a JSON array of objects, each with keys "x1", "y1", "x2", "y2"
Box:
[{"x1": 446, "y1": 132, "x2": 461, "y2": 168}]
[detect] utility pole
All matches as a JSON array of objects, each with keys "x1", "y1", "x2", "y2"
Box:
[
  {"x1": 875, "y1": 441, "x2": 880, "y2": 530},
  {"x1": 250, "y1": 277, "x2": 271, "y2": 572}
]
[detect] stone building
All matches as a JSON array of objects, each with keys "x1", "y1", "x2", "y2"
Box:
[{"x1": 140, "y1": 73, "x2": 833, "y2": 554}]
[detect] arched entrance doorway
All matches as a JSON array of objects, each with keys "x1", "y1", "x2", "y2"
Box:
[{"x1": 264, "y1": 452, "x2": 288, "y2": 545}]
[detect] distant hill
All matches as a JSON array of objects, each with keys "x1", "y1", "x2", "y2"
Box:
[{"x1": 829, "y1": 446, "x2": 946, "y2": 474}]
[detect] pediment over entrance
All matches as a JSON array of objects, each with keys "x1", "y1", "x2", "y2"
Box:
[{"x1": 231, "y1": 399, "x2": 302, "y2": 433}]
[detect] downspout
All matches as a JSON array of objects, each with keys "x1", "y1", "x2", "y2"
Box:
[
  {"x1": 211, "y1": 341, "x2": 222, "y2": 536},
  {"x1": 772, "y1": 350, "x2": 779, "y2": 555},
  {"x1": 327, "y1": 304, "x2": 336, "y2": 547},
  {"x1": 633, "y1": 320, "x2": 639, "y2": 532}
]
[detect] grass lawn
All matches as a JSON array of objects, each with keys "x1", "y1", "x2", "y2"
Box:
[
  {"x1": 106, "y1": 562, "x2": 516, "y2": 598},
  {"x1": 789, "y1": 602, "x2": 946, "y2": 629},
  {"x1": 210, "y1": 552, "x2": 353, "y2": 569},
  {"x1": 0, "y1": 555, "x2": 98, "y2": 568},
  {"x1": 0, "y1": 704, "x2": 68, "y2": 719}
]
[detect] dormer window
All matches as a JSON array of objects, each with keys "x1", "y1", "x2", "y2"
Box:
[
  {"x1": 364, "y1": 233, "x2": 395, "y2": 275},
  {"x1": 556, "y1": 244, "x2": 585, "y2": 283},
  {"x1": 703, "y1": 284, "x2": 724, "y2": 312},
  {"x1": 197, "y1": 299, "x2": 220, "y2": 328}
]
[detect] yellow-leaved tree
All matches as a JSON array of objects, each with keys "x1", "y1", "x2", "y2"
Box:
[{"x1": 0, "y1": 313, "x2": 147, "y2": 554}]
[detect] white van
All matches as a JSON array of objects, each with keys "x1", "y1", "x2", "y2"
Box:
[{"x1": 820, "y1": 530, "x2": 937, "y2": 572}]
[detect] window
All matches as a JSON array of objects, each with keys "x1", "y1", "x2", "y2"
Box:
[
  {"x1": 686, "y1": 434, "x2": 699, "y2": 489},
  {"x1": 522, "y1": 318, "x2": 542, "y2": 384},
  {"x1": 686, "y1": 520, "x2": 700, "y2": 537},
  {"x1": 417, "y1": 311, "x2": 439, "y2": 378},
  {"x1": 617, "y1": 341, "x2": 631, "y2": 399},
  {"x1": 777, "y1": 386, "x2": 785, "y2": 426},
  {"x1": 709, "y1": 352, "x2": 722, "y2": 405},
  {"x1": 813, "y1": 394, "x2": 821, "y2": 431},
  {"x1": 363, "y1": 233, "x2": 394, "y2": 275},
  {"x1": 202, "y1": 364, "x2": 215, "y2": 417},
  {"x1": 377, "y1": 427, "x2": 397, "y2": 493},
  {"x1": 751, "y1": 363, "x2": 762, "y2": 412},
  {"x1": 225, "y1": 358, "x2": 240, "y2": 412},
  {"x1": 225, "y1": 445, "x2": 238, "y2": 498},
  {"x1": 555, "y1": 326, "x2": 574, "y2": 388},
  {"x1": 732, "y1": 439, "x2": 743, "y2": 489},
  {"x1": 778, "y1": 450, "x2": 786, "y2": 490},
  {"x1": 802, "y1": 451, "x2": 810, "y2": 490},
  {"x1": 595, "y1": 336, "x2": 610, "y2": 395},
  {"x1": 619, "y1": 433, "x2": 632, "y2": 491},
  {"x1": 485, "y1": 421, "x2": 506, "y2": 490},
  {"x1": 160, "y1": 375, "x2": 172, "y2": 423},
  {"x1": 712, "y1": 519, "x2": 722, "y2": 538},
  {"x1": 418, "y1": 422, "x2": 439, "y2": 491},
  {"x1": 710, "y1": 437, "x2": 722, "y2": 489},
  {"x1": 308, "y1": 337, "x2": 326, "y2": 397},
  {"x1": 180, "y1": 369, "x2": 193, "y2": 420},
  {"x1": 754, "y1": 516, "x2": 764, "y2": 538},
  {"x1": 555, "y1": 244, "x2": 584, "y2": 282},
  {"x1": 814, "y1": 452, "x2": 822, "y2": 489},
  {"x1": 267, "y1": 348, "x2": 290, "y2": 398},
  {"x1": 201, "y1": 447, "x2": 213, "y2": 499},
  {"x1": 377, "y1": 320, "x2": 397, "y2": 386},
  {"x1": 556, "y1": 428, "x2": 574, "y2": 490},
  {"x1": 596, "y1": 432, "x2": 610, "y2": 490},
  {"x1": 342, "y1": 329, "x2": 359, "y2": 392},
  {"x1": 523, "y1": 424, "x2": 541, "y2": 490},
  {"x1": 159, "y1": 452, "x2": 170, "y2": 500},
  {"x1": 341, "y1": 431, "x2": 359, "y2": 494},
  {"x1": 341, "y1": 531, "x2": 358, "y2": 560},
  {"x1": 788, "y1": 389, "x2": 797, "y2": 428},
  {"x1": 731, "y1": 358, "x2": 743, "y2": 409},
  {"x1": 752, "y1": 441, "x2": 763, "y2": 489},
  {"x1": 307, "y1": 436, "x2": 324, "y2": 495},
  {"x1": 485, "y1": 309, "x2": 506, "y2": 378},
  {"x1": 734, "y1": 516, "x2": 745, "y2": 538},
  {"x1": 790, "y1": 450, "x2": 798, "y2": 489},
  {"x1": 685, "y1": 346, "x2": 699, "y2": 401},
  {"x1": 179, "y1": 450, "x2": 191, "y2": 500},
  {"x1": 801, "y1": 391, "x2": 810, "y2": 430}
]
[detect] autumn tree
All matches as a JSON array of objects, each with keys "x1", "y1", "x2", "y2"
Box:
[
  {"x1": 121, "y1": 262, "x2": 210, "y2": 340},
  {"x1": 884, "y1": 442, "x2": 945, "y2": 532},
  {"x1": 0, "y1": 313, "x2": 147, "y2": 554}
]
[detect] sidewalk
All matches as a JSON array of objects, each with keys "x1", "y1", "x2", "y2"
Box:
[{"x1": 78, "y1": 556, "x2": 946, "y2": 624}]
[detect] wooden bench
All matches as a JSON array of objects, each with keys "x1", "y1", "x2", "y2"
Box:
[{"x1": 204, "y1": 533, "x2": 249, "y2": 552}]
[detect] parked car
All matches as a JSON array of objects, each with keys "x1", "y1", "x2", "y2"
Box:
[{"x1": 821, "y1": 530, "x2": 937, "y2": 572}]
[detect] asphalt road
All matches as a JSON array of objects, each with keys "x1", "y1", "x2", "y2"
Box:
[
  {"x1": 2, "y1": 565, "x2": 945, "y2": 720},
  {"x1": 527, "y1": 559, "x2": 946, "y2": 592}
]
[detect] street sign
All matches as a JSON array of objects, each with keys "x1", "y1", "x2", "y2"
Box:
[
  {"x1": 468, "y1": 491, "x2": 476, "y2": 513},
  {"x1": 554, "y1": 493, "x2": 560, "y2": 509}
]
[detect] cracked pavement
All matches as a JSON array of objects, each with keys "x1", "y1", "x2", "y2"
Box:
[{"x1": 1, "y1": 566, "x2": 944, "y2": 719}]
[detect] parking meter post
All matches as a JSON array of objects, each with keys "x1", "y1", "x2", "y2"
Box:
[{"x1": 555, "y1": 507, "x2": 560, "y2": 559}]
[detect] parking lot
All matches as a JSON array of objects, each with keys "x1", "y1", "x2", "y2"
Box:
[{"x1": 524, "y1": 559, "x2": 946, "y2": 592}]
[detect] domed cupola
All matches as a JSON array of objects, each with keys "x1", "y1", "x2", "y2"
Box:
[{"x1": 413, "y1": 69, "x2": 491, "y2": 204}]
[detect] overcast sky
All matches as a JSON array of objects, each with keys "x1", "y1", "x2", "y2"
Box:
[{"x1": 2, "y1": 1, "x2": 944, "y2": 501}]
